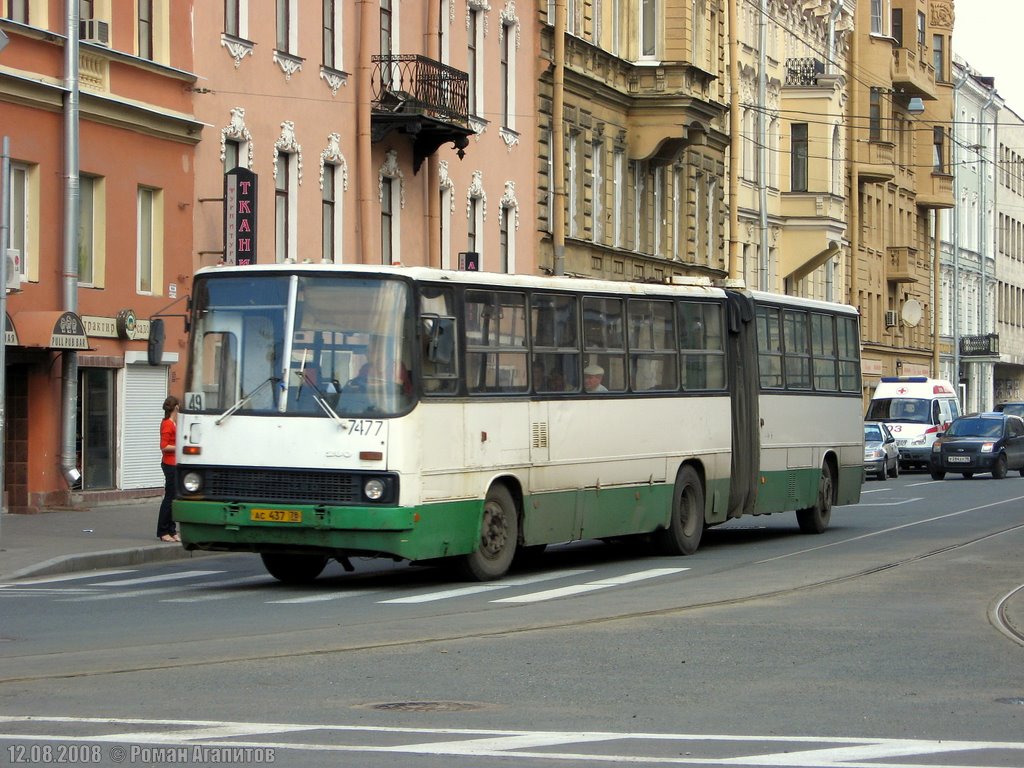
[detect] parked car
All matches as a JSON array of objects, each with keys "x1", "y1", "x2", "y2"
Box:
[
  {"x1": 864, "y1": 421, "x2": 899, "y2": 480},
  {"x1": 994, "y1": 401, "x2": 1024, "y2": 418},
  {"x1": 929, "y1": 412, "x2": 1024, "y2": 480}
]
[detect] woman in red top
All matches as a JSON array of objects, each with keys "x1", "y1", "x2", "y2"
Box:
[{"x1": 158, "y1": 395, "x2": 180, "y2": 542}]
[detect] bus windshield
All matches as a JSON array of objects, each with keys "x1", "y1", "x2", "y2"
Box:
[{"x1": 186, "y1": 273, "x2": 414, "y2": 418}]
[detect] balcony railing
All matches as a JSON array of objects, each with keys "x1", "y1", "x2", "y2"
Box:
[
  {"x1": 886, "y1": 245, "x2": 918, "y2": 283},
  {"x1": 960, "y1": 334, "x2": 999, "y2": 357},
  {"x1": 371, "y1": 54, "x2": 469, "y2": 125}
]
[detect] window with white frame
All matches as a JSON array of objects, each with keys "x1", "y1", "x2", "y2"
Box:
[
  {"x1": 322, "y1": 163, "x2": 338, "y2": 263},
  {"x1": 695, "y1": 172, "x2": 704, "y2": 260},
  {"x1": 831, "y1": 125, "x2": 841, "y2": 195},
  {"x1": 8, "y1": 162, "x2": 30, "y2": 280},
  {"x1": 277, "y1": 0, "x2": 297, "y2": 53},
  {"x1": 568, "y1": 129, "x2": 579, "y2": 238},
  {"x1": 275, "y1": 153, "x2": 291, "y2": 262},
  {"x1": 613, "y1": 147, "x2": 625, "y2": 247},
  {"x1": 440, "y1": 169, "x2": 453, "y2": 269},
  {"x1": 672, "y1": 164, "x2": 682, "y2": 258},
  {"x1": 323, "y1": 0, "x2": 342, "y2": 70},
  {"x1": 870, "y1": 0, "x2": 886, "y2": 35},
  {"x1": 640, "y1": 0, "x2": 657, "y2": 59},
  {"x1": 592, "y1": 139, "x2": 605, "y2": 244},
  {"x1": 225, "y1": 0, "x2": 241, "y2": 36},
  {"x1": 137, "y1": 186, "x2": 161, "y2": 294},
  {"x1": 224, "y1": 139, "x2": 241, "y2": 173},
  {"x1": 611, "y1": 0, "x2": 621, "y2": 55},
  {"x1": 692, "y1": 0, "x2": 705, "y2": 68},
  {"x1": 705, "y1": 176, "x2": 717, "y2": 264},
  {"x1": 439, "y1": 0, "x2": 450, "y2": 63},
  {"x1": 467, "y1": 171, "x2": 485, "y2": 266},
  {"x1": 501, "y1": 16, "x2": 516, "y2": 131},
  {"x1": 381, "y1": 176, "x2": 395, "y2": 264},
  {"x1": 6, "y1": 0, "x2": 28, "y2": 23},
  {"x1": 468, "y1": 6, "x2": 484, "y2": 117},
  {"x1": 138, "y1": 0, "x2": 153, "y2": 59},
  {"x1": 79, "y1": 174, "x2": 102, "y2": 286},
  {"x1": 653, "y1": 165, "x2": 664, "y2": 256},
  {"x1": 499, "y1": 205, "x2": 511, "y2": 273},
  {"x1": 632, "y1": 160, "x2": 644, "y2": 251}
]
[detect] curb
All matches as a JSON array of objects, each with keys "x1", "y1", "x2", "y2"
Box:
[{"x1": 2, "y1": 544, "x2": 210, "y2": 583}]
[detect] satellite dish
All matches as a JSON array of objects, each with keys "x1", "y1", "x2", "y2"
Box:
[{"x1": 902, "y1": 299, "x2": 923, "y2": 327}]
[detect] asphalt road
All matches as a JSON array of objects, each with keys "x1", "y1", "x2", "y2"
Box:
[{"x1": 1, "y1": 471, "x2": 1022, "y2": 767}]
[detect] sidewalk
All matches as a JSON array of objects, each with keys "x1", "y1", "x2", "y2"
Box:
[{"x1": 0, "y1": 497, "x2": 206, "y2": 583}]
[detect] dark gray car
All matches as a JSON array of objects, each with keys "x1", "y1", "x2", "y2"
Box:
[{"x1": 929, "y1": 412, "x2": 1024, "y2": 480}]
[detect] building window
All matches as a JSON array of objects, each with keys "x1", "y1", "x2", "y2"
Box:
[
  {"x1": 640, "y1": 0, "x2": 657, "y2": 58},
  {"x1": 323, "y1": 0, "x2": 338, "y2": 68},
  {"x1": 692, "y1": 0, "x2": 705, "y2": 67},
  {"x1": 8, "y1": 162, "x2": 29, "y2": 279},
  {"x1": 592, "y1": 140, "x2": 604, "y2": 244},
  {"x1": 891, "y1": 8, "x2": 903, "y2": 46},
  {"x1": 613, "y1": 148, "x2": 624, "y2": 248},
  {"x1": 322, "y1": 164, "x2": 337, "y2": 263},
  {"x1": 381, "y1": 177, "x2": 394, "y2": 265},
  {"x1": 440, "y1": 180, "x2": 453, "y2": 269},
  {"x1": 501, "y1": 20, "x2": 515, "y2": 130},
  {"x1": 224, "y1": 139, "x2": 240, "y2": 172},
  {"x1": 870, "y1": 0, "x2": 884, "y2": 35},
  {"x1": 499, "y1": 205, "x2": 511, "y2": 273},
  {"x1": 932, "y1": 34, "x2": 945, "y2": 81},
  {"x1": 468, "y1": 7, "x2": 483, "y2": 117},
  {"x1": 791, "y1": 123, "x2": 809, "y2": 192},
  {"x1": 225, "y1": 0, "x2": 240, "y2": 36},
  {"x1": 933, "y1": 126, "x2": 945, "y2": 172},
  {"x1": 916, "y1": 11, "x2": 925, "y2": 48},
  {"x1": 467, "y1": 196, "x2": 482, "y2": 265},
  {"x1": 832, "y1": 125, "x2": 842, "y2": 195},
  {"x1": 568, "y1": 130, "x2": 579, "y2": 238},
  {"x1": 138, "y1": 0, "x2": 153, "y2": 59},
  {"x1": 137, "y1": 186, "x2": 158, "y2": 294},
  {"x1": 275, "y1": 153, "x2": 290, "y2": 262},
  {"x1": 79, "y1": 175, "x2": 96, "y2": 286},
  {"x1": 6, "y1": 0, "x2": 28, "y2": 23},
  {"x1": 276, "y1": 0, "x2": 297, "y2": 54},
  {"x1": 869, "y1": 88, "x2": 882, "y2": 141}
]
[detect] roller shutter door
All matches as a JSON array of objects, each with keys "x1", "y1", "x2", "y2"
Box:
[{"x1": 121, "y1": 364, "x2": 168, "y2": 489}]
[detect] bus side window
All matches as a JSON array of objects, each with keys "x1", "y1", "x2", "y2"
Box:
[{"x1": 583, "y1": 296, "x2": 626, "y2": 392}]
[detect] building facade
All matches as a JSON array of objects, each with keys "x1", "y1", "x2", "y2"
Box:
[
  {"x1": 939, "y1": 56, "x2": 1000, "y2": 410},
  {"x1": 994, "y1": 105, "x2": 1024, "y2": 403},
  {"x1": 849, "y1": 0, "x2": 955, "y2": 397},
  {"x1": 1, "y1": 1, "x2": 198, "y2": 511},
  {"x1": 192, "y1": 1, "x2": 537, "y2": 276}
]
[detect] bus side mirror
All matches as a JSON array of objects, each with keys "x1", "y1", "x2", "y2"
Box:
[{"x1": 425, "y1": 316, "x2": 455, "y2": 364}]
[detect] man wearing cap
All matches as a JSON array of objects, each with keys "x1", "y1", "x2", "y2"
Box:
[{"x1": 583, "y1": 364, "x2": 608, "y2": 393}]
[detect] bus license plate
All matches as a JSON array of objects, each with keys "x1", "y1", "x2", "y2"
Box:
[{"x1": 251, "y1": 508, "x2": 302, "y2": 523}]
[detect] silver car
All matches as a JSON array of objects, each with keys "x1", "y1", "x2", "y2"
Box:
[{"x1": 864, "y1": 421, "x2": 899, "y2": 480}]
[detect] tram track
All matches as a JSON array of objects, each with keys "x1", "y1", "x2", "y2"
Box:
[{"x1": 2, "y1": 518, "x2": 1022, "y2": 686}]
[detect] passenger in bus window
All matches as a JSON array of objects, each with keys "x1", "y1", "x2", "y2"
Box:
[{"x1": 583, "y1": 364, "x2": 608, "y2": 393}]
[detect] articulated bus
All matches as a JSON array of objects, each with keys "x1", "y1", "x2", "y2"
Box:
[{"x1": 174, "y1": 264, "x2": 862, "y2": 582}]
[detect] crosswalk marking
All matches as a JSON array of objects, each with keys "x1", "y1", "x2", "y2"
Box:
[
  {"x1": 59, "y1": 575, "x2": 258, "y2": 602},
  {"x1": 0, "y1": 569, "x2": 137, "y2": 587},
  {"x1": 91, "y1": 570, "x2": 224, "y2": 587},
  {"x1": 492, "y1": 567, "x2": 689, "y2": 603},
  {"x1": 378, "y1": 570, "x2": 594, "y2": 604},
  {"x1": 160, "y1": 576, "x2": 272, "y2": 602},
  {"x1": 268, "y1": 589, "x2": 379, "y2": 604}
]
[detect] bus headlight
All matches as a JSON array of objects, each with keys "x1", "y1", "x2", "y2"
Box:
[
  {"x1": 363, "y1": 478, "x2": 385, "y2": 501},
  {"x1": 181, "y1": 471, "x2": 203, "y2": 494}
]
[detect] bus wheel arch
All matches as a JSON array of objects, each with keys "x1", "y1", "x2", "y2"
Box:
[
  {"x1": 655, "y1": 463, "x2": 705, "y2": 556},
  {"x1": 458, "y1": 480, "x2": 520, "y2": 581},
  {"x1": 796, "y1": 454, "x2": 836, "y2": 534}
]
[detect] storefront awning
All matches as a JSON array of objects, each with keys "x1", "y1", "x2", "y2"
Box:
[
  {"x1": 5, "y1": 312, "x2": 17, "y2": 346},
  {"x1": 12, "y1": 311, "x2": 90, "y2": 350}
]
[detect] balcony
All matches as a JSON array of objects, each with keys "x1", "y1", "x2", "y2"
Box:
[
  {"x1": 886, "y1": 245, "x2": 919, "y2": 284},
  {"x1": 891, "y1": 46, "x2": 937, "y2": 100},
  {"x1": 854, "y1": 140, "x2": 896, "y2": 182},
  {"x1": 916, "y1": 171, "x2": 955, "y2": 209},
  {"x1": 959, "y1": 333, "x2": 999, "y2": 357},
  {"x1": 370, "y1": 55, "x2": 473, "y2": 174}
]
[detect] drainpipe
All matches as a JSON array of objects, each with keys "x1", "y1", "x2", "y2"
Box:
[
  {"x1": 551, "y1": 0, "x2": 566, "y2": 276},
  {"x1": 848, "y1": 3, "x2": 859, "y2": 311},
  {"x1": 60, "y1": 0, "x2": 81, "y2": 489},
  {"x1": 757, "y1": 0, "x2": 769, "y2": 290},
  {"x1": 357, "y1": 0, "x2": 375, "y2": 265},
  {"x1": 727, "y1": 0, "x2": 741, "y2": 281},
  {"x1": 826, "y1": 0, "x2": 843, "y2": 76}
]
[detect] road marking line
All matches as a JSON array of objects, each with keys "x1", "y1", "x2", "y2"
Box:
[
  {"x1": 160, "y1": 576, "x2": 272, "y2": 602},
  {"x1": 91, "y1": 570, "x2": 224, "y2": 586},
  {"x1": 378, "y1": 570, "x2": 594, "y2": 604},
  {"x1": 493, "y1": 567, "x2": 688, "y2": 603},
  {"x1": 0, "y1": 569, "x2": 137, "y2": 586},
  {"x1": 58, "y1": 575, "x2": 262, "y2": 602},
  {"x1": 268, "y1": 589, "x2": 378, "y2": 604}
]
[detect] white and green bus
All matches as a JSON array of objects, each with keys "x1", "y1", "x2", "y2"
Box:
[{"x1": 174, "y1": 264, "x2": 862, "y2": 583}]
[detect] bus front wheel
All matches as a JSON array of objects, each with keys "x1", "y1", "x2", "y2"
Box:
[
  {"x1": 655, "y1": 466, "x2": 704, "y2": 556},
  {"x1": 260, "y1": 552, "x2": 329, "y2": 584},
  {"x1": 459, "y1": 484, "x2": 518, "y2": 581},
  {"x1": 796, "y1": 464, "x2": 833, "y2": 534}
]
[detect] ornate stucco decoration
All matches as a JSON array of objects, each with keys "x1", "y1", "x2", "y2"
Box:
[
  {"x1": 319, "y1": 133, "x2": 349, "y2": 192},
  {"x1": 273, "y1": 50, "x2": 304, "y2": 80},
  {"x1": 498, "y1": 2, "x2": 520, "y2": 49},
  {"x1": 930, "y1": 2, "x2": 954, "y2": 29},
  {"x1": 221, "y1": 35, "x2": 254, "y2": 69},
  {"x1": 273, "y1": 121, "x2": 304, "y2": 185},
  {"x1": 378, "y1": 150, "x2": 406, "y2": 208},
  {"x1": 499, "y1": 129, "x2": 519, "y2": 149},
  {"x1": 467, "y1": 0, "x2": 492, "y2": 36},
  {"x1": 499, "y1": 180, "x2": 520, "y2": 230},
  {"x1": 221, "y1": 107, "x2": 255, "y2": 168},
  {"x1": 467, "y1": 170, "x2": 487, "y2": 220},
  {"x1": 320, "y1": 69, "x2": 348, "y2": 96},
  {"x1": 439, "y1": 161, "x2": 456, "y2": 211}
]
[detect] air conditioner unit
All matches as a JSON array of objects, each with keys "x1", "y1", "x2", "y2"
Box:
[
  {"x1": 884, "y1": 310, "x2": 899, "y2": 328},
  {"x1": 79, "y1": 18, "x2": 110, "y2": 46},
  {"x1": 5, "y1": 249, "x2": 22, "y2": 292}
]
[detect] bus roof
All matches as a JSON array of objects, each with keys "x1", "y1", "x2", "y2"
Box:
[{"x1": 193, "y1": 263, "x2": 859, "y2": 314}]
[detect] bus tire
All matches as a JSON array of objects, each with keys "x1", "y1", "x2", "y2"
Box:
[
  {"x1": 260, "y1": 552, "x2": 329, "y2": 584},
  {"x1": 655, "y1": 466, "x2": 704, "y2": 556},
  {"x1": 459, "y1": 484, "x2": 518, "y2": 581},
  {"x1": 796, "y1": 463, "x2": 833, "y2": 534}
]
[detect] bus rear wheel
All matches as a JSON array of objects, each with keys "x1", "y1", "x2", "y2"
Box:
[
  {"x1": 458, "y1": 484, "x2": 518, "y2": 581},
  {"x1": 796, "y1": 463, "x2": 833, "y2": 534},
  {"x1": 655, "y1": 466, "x2": 704, "y2": 555},
  {"x1": 260, "y1": 552, "x2": 329, "y2": 584}
]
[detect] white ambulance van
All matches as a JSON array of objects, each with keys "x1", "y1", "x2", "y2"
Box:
[{"x1": 865, "y1": 377, "x2": 961, "y2": 470}]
